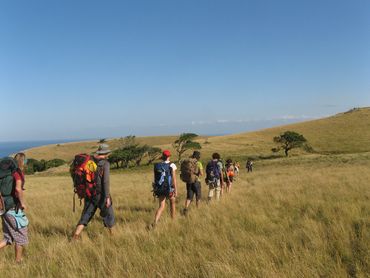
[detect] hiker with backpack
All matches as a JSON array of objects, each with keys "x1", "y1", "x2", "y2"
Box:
[
  {"x1": 150, "y1": 150, "x2": 177, "y2": 228},
  {"x1": 246, "y1": 159, "x2": 253, "y2": 172},
  {"x1": 72, "y1": 144, "x2": 115, "y2": 240},
  {"x1": 206, "y1": 153, "x2": 224, "y2": 202},
  {"x1": 0, "y1": 153, "x2": 29, "y2": 263},
  {"x1": 180, "y1": 151, "x2": 203, "y2": 215},
  {"x1": 225, "y1": 159, "x2": 235, "y2": 193}
]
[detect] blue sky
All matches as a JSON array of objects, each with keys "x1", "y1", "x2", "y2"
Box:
[{"x1": 1, "y1": 0, "x2": 369, "y2": 141}]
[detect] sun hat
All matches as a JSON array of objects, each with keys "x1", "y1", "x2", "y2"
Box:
[{"x1": 96, "y1": 144, "x2": 111, "y2": 155}]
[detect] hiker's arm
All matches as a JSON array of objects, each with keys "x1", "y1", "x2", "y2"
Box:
[
  {"x1": 15, "y1": 179, "x2": 26, "y2": 210},
  {"x1": 104, "y1": 162, "x2": 111, "y2": 196},
  {"x1": 199, "y1": 166, "x2": 204, "y2": 177},
  {"x1": 172, "y1": 169, "x2": 177, "y2": 196}
]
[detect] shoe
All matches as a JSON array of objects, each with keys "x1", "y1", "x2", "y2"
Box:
[{"x1": 182, "y1": 208, "x2": 188, "y2": 216}]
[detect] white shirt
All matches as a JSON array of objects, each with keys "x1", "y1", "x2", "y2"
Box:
[{"x1": 164, "y1": 160, "x2": 177, "y2": 171}]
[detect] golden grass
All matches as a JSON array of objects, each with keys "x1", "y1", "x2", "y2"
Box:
[
  {"x1": 1, "y1": 153, "x2": 369, "y2": 277},
  {"x1": 206, "y1": 107, "x2": 370, "y2": 158}
]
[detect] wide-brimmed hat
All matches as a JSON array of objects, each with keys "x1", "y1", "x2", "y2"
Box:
[{"x1": 96, "y1": 144, "x2": 111, "y2": 155}]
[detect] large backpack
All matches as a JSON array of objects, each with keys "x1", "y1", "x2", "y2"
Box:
[
  {"x1": 152, "y1": 162, "x2": 173, "y2": 197},
  {"x1": 180, "y1": 158, "x2": 198, "y2": 184},
  {"x1": 70, "y1": 154, "x2": 98, "y2": 206},
  {"x1": 206, "y1": 160, "x2": 221, "y2": 184},
  {"x1": 0, "y1": 157, "x2": 20, "y2": 214},
  {"x1": 226, "y1": 163, "x2": 235, "y2": 178}
]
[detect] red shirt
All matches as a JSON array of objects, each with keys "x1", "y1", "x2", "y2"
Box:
[
  {"x1": 13, "y1": 171, "x2": 24, "y2": 182},
  {"x1": 12, "y1": 171, "x2": 25, "y2": 197}
]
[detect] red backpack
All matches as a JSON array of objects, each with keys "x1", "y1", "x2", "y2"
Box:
[{"x1": 70, "y1": 154, "x2": 98, "y2": 211}]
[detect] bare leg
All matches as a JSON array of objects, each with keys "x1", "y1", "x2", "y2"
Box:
[
  {"x1": 72, "y1": 224, "x2": 85, "y2": 240},
  {"x1": 15, "y1": 244, "x2": 23, "y2": 263},
  {"x1": 184, "y1": 199, "x2": 191, "y2": 209},
  {"x1": 170, "y1": 196, "x2": 176, "y2": 219},
  {"x1": 154, "y1": 197, "x2": 166, "y2": 224},
  {"x1": 0, "y1": 240, "x2": 7, "y2": 249}
]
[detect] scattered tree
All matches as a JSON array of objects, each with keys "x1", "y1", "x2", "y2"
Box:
[
  {"x1": 147, "y1": 147, "x2": 162, "y2": 165},
  {"x1": 98, "y1": 138, "x2": 107, "y2": 143},
  {"x1": 172, "y1": 133, "x2": 201, "y2": 161},
  {"x1": 273, "y1": 131, "x2": 307, "y2": 156}
]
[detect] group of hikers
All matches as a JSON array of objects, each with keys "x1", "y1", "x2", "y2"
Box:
[{"x1": 0, "y1": 144, "x2": 250, "y2": 262}]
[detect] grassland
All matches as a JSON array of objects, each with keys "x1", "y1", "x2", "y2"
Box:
[
  {"x1": 1, "y1": 152, "x2": 369, "y2": 277},
  {"x1": 2, "y1": 108, "x2": 369, "y2": 277}
]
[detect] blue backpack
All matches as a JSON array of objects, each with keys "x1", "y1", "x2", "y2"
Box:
[
  {"x1": 153, "y1": 162, "x2": 173, "y2": 197},
  {"x1": 206, "y1": 160, "x2": 221, "y2": 184}
]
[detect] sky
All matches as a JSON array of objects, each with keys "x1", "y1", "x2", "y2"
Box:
[{"x1": 1, "y1": 0, "x2": 369, "y2": 141}]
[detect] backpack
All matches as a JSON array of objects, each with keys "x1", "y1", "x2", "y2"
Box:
[
  {"x1": 152, "y1": 162, "x2": 173, "y2": 197},
  {"x1": 226, "y1": 164, "x2": 235, "y2": 178},
  {"x1": 180, "y1": 158, "x2": 198, "y2": 184},
  {"x1": 206, "y1": 160, "x2": 221, "y2": 184},
  {"x1": 70, "y1": 154, "x2": 98, "y2": 205},
  {"x1": 0, "y1": 157, "x2": 21, "y2": 214}
]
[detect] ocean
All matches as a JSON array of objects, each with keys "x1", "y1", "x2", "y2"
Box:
[{"x1": 0, "y1": 139, "x2": 91, "y2": 158}]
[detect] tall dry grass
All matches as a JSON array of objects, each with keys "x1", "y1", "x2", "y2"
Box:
[{"x1": 0, "y1": 153, "x2": 369, "y2": 277}]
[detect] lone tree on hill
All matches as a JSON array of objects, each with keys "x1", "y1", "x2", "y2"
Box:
[
  {"x1": 273, "y1": 131, "x2": 307, "y2": 156},
  {"x1": 173, "y1": 133, "x2": 201, "y2": 161}
]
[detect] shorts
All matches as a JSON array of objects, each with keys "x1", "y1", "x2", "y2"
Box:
[
  {"x1": 225, "y1": 176, "x2": 234, "y2": 183},
  {"x1": 78, "y1": 195, "x2": 115, "y2": 228},
  {"x1": 186, "y1": 181, "x2": 201, "y2": 201},
  {"x1": 2, "y1": 213, "x2": 28, "y2": 246}
]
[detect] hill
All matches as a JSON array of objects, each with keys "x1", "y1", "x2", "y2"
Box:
[
  {"x1": 205, "y1": 107, "x2": 370, "y2": 159},
  {"x1": 24, "y1": 108, "x2": 370, "y2": 163}
]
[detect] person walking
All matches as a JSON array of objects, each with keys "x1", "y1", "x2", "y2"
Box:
[
  {"x1": 72, "y1": 144, "x2": 115, "y2": 240},
  {"x1": 225, "y1": 159, "x2": 235, "y2": 193},
  {"x1": 0, "y1": 153, "x2": 29, "y2": 263},
  {"x1": 246, "y1": 159, "x2": 253, "y2": 172},
  {"x1": 182, "y1": 151, "x2": 203, "y2": 216},
  {"x1": 206, "y1": 153, "x2": 224, "y2": 202},
  {"x1": 150, "y1": 150, "x2": 178, "y2": 228}
]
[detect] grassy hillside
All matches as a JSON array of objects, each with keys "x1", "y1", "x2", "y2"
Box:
[
  {"x1": 1, "y1": 153, "x2": 369, "y2": 277},
  {"x1": 24, "y1": 108, "x2": 370, "y2": 163},
  {"x1": 205, "y1": 107, "x2": 370, "y2": 159},
  {"x1": 24, "y1": 136, "x2": 179, "y2": 161}
]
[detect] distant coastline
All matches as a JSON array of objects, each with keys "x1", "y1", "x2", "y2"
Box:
[{"x1": 0, "y1": 139, "x2": 94, "y2": 158}]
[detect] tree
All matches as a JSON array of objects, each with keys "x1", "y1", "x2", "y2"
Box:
[
  {"x1": 172, "y1": 133, "x2": 201, "y2": 161},
  {"x1": 273, "y1": 131, "x2": 307, "y2": 156},
  {"x1": 134, "y1": 145, "x2": 150, "y2": 166},
  {"x1": 98, "y1": 138, "x2": 107, "y2": 143},
  {"x1": 147, "y1": 147, "x2": 162, "y2": 165},
  {"x1": 122, "y1": 135, "x2": 136, "y2": 148}
]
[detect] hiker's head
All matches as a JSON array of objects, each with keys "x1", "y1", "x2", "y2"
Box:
[
  {"x1": 162, "y1": 150, "x2": 171, "y2": 161},
  {"x1": 14, "y1": 152, "x2": 27, "y2": 170},
  {"x1": 192, "y1": 151, "x2": 201, "y2": 160},
  {"x1": 96, "y1": 144, "x2": 111, "y2": 158},
  {"x1": 226, "y1": 159, "x2": 232, "y2": 164},
  {"x1": 212, "y1": 153, "x2": 220, "y2": 160}
]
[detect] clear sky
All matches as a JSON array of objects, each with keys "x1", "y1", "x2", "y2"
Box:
[{"x1": 1, "y1": 0, "x2": 369, "y2": 141}]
